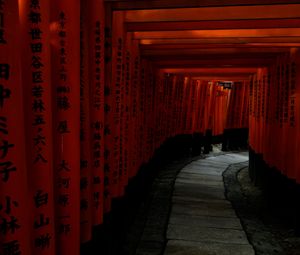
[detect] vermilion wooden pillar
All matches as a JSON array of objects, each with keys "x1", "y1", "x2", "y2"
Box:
[
  {"x1": 287, "y1": 49, "x2": 298, "y2": 180},
  {"x1": 109, "y1": 12, "x2": 125, "y2": 199},
  {"x1": 80, "y1": 0, "x2": 92, "y2": 243},
  {"x1": 294, "y1": 50, "x2": 300, "y2": 183},
  {"x1": 88, "y1": 0, "x2": 105, "y2": 225},
  {"x1": 19, "y1": 0, "x2": 56, "y2": 253},
  {"x1": 50, "y1": 1, "x2": 80, "y2": 254},
  {"x1": 129, "y1": 40, "x2": 140, "y2": 178},
  {"x1": 0, "y1": 1, "x2": 31, "y2": 255},
  {"x1": 122, "y1": 32, "x2": 133, "y2": 191}
]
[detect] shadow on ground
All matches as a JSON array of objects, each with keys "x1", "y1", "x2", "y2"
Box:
[{"x1": 224, "y1": 162, "x2": 300, "y2": 255}]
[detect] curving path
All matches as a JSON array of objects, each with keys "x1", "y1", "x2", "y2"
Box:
[{"x1": 164, "y1": 152, "x2": 255, "y2": 255}]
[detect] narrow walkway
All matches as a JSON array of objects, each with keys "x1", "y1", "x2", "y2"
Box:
[{"x1": 164, "y1": 153, "x2": 255, "y2": 255}]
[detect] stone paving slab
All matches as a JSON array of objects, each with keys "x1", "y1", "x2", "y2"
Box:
[
  {"x1": 174, "y1": 181, "x2": 224, "y2": 190},
  {"x1": 205, "y1": 154, "x2": 249, "y2": 164},
  {"x1": 176, "y1": 178, "x2": 223, "y2": 187},
  {"x1": 177, "y1": 172, "x2": 223, "y2": 181},
  {"x1": 164, "y1": 240, "x2": 255, "y2": 255},
  {"x1": 180, "y1": 167, "x2": 225, "y2": 176},
  {"x1": 174, "y1": 185, "x2": 226, "y2": 200},
  {"x1": 171, "y1": 203, "x2": 237, "y2": 218},
  {"x1": 169, "y1": 214, "x2": 243, "y2": 229},
  {"x1": 167, "y1": 224, "x2": 250, "y2": 244},
  {"x1": 190, "y1": 161, "x2": 229, "y2": 169},
  {"x1": 172, "y1": 195, "x2": 232, "y2": 205},
  {"x1": 164, "y1": 153, "x2": 254, "y2": 255}
]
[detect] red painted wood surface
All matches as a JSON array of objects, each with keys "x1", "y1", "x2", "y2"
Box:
[{"x1": 50, "y1": 1, "x2": 81, "y2": 254}]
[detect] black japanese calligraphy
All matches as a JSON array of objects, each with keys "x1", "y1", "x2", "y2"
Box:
[
  {"x1": 0, "y1": 64, "x2": 9, "y2": 80},
  {"x1": 0, "y1": 161, "x2": 16, "y2": 182},
  {"x1": 35, "y1": 233, "x2": 51, "y2": 249},
  {"x1": 34, "y1": 214, "x2": 50, "y2": 229},
  {"x1": 28, "y1": 11, "x2": 41, "y2": 24},
  {"x1": 0, "y1": 196, "x2": 18, "y2": 215},
  {"x1": 58, "y1": 160, "x2": 70, "y2": 172},
  {"x1": 57, "y1": 121, "x2": 70, "y2": 134},
  {"x1": 34, "y1": 190, "x2": 48, "y2": 208},
  {"x1": 0, "y1": 85, "x2": 11, "y2": 108},
  {"x1": 0, "y1": 140, "x2": 14, "y2": 159},
  {"x1": 0, "y1": 216, "x2": 20, "y2": 235},
  {"x1": 2, "y1": 240, "x2": 21, "y2": 255}
]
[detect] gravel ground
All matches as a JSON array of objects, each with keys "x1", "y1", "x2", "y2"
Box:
[{"x1": 223, "y1": 162, "x2": 300, "y2": 255}]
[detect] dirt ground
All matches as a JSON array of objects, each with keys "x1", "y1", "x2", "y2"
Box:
[{"x1": 224, "y1": 162, "x2": 300, "y2": 255}]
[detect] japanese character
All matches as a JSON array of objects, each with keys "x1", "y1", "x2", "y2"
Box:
[
  {"x1": 32, "y1": 85, "x2": 44, "y2": 98},
  {"x1": 34, "y1": 214, "x2": 50, "y2": 229},
  {"x1": 0, "y1": 85, "x2": 11, "y2": 108},
  {"x1": 33, "y1": 114, "x2": 46, "y2": 126},
  {"x1": 32, "y1": 99, "x2": 45, "y2": 112},
  {"x1": 58, "y1": 31, "x2": 66, "y2": 38},
  {"x1": 0, "y1": 12, "x2": 4, "y2": 26},
  {"x1": 94, "y1": 150, "x2": 100, "y2": 159},
  {"x1": 57, "y1": 96, "x2": 70, "y2": 111},
  {"x1": 60, "y1": 47, "x2": 66, "y2": 56},
  {"x1": 34, "y1": 190, "x2": 48, "y2": 208},
  {"x1": 0, "y1": 64, "x2": 10, "y2": 80},
  {"x1": 34, "y1": 129, "x2": 46, "y2": 146},
  {"x1": 59, "y1": 11, "x2": 66, "y2": 23},
  {"x1": 58, "y1": 160, "x2": 70, "y2": 172},
  {"x1": 35, "y1": 233, "x2": 51, "y2": 249},
  {"x1": 95, "y1": 67, "x2": 101, "y2": 74},
  {"x1": 28, "y1": 11, "x2": 41, "y2": 24},
  {"x1": 93, "y1": 192, "x2": 100, "y2": 209},
  {"x1": 31, "y1": 43, "x2": 43, "y2": 53},
  {"x1": 80, "y1": 199, "x2": 88, "y2": 211},
  {"x1": 34, "y1": 147, "x2": 47, "y2": 164},
  {"x1": 2, "y1": 240, "x2": 21, "y2": 255},
  {"x1": 57, "y1": 86, "x2": 70, "y2": 94},
  {"x1": 0, "y1": 196, "x2": 19, "y2": 215},
  {"x1": 29, "y1": 28, "x2": 42, "y2": 40},
  {"x1": 104, "y1": 125, "x2": 111, "y2": 135},
  {"x1": 59, "y1": 72, "x2": 67, "y2": 82},
  {"x1": 30, "y1": 0, "x2": 41, "y2": 9},
  {"x1": 0, "y1": 116, "x2": 7, "y2": 134},
  {"x1": 57, "y1": 121, "x2": 70, "y2": 134},
  {"x1": 104, "y1": 163, "x2": 110, "y2": 173},
  {"x1": 93, "y1": 160, "x2": 100, "y2": 168},
  {"x1": 80, "y1": 129, "x2": 85, "y2": 141},
  {"x1": 80, "y1": 177, "x2": 88, "y2": 190},
  {"x1": 58, "y1": 194, "x2": 69, "y2": 207},
  {"x1": 0, "y1": 29, "x2": 6, "y2": 44},
  {"x1": 0, "y1": 140, "x2": 14, "y2": 158},
  {"x1": 32, "y1": 71, "x2": 43, "y2": 83},
  {"x1": 93, "y1": 133, "x2": 101, "y2": 140},
  {"x1": 32, "y1": 55, "x2": 44, "y2": 69},
  {"x1": 80, "y1": 160, "x2": 88, "y2": 169},
  {"x1": 93, "y1": 121, "x2": 102, "y2": 130},
  {"x1": 104, "y1": 104, "x2": 110, "y2": 113},
  {"x1": 93, "y1": 176, "x2": 101, "y2": 184},
  {"x1": 104, "y1": 86, "x2": 110, "y2": 96},
  {"x1": 104, "y1": 149, "x2": 110, "y2": 160},
  {"x1": 0, "y1": 216, "x2": 20, "y2": 235},
  {"x1": 58, "y1": 177, "x2": 70, "y2": 189},
  {"x1": 0, "y1": 161, "x2": 16, "y2": 182},
  {"x1": 58, "y1": 223, "x2": 71, "y2": 235}
]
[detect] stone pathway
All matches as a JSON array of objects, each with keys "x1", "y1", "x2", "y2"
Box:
[{"x1": 164, "y1": 153, "x2": 255, "y2": 255}]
